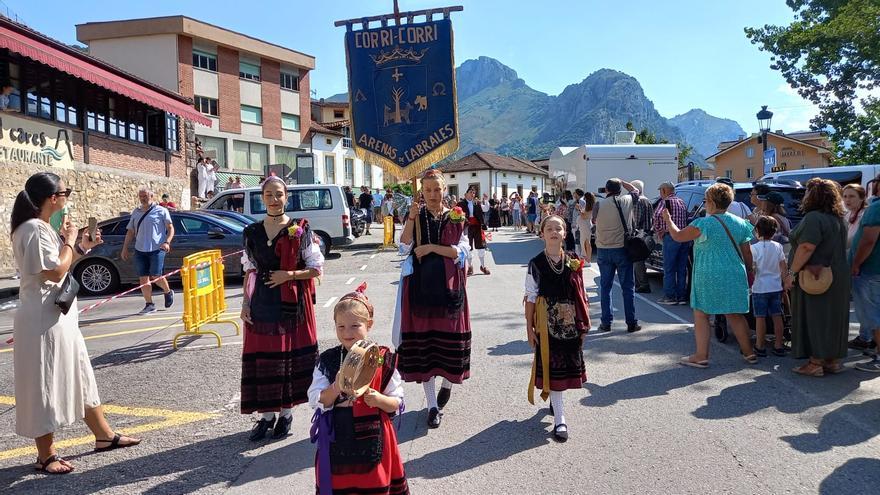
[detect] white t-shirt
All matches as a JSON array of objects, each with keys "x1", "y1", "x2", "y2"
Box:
[
  {"x1": 750, "y1": 240, "x2": 785, "y2": 294},
  {"x1": 729, "y1": 201, "x2": 752, "y2": 220}
]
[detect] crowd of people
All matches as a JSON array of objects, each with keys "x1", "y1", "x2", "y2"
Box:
[{"x1": 6, "y1": 165, "x2": 879, "y2": 491}]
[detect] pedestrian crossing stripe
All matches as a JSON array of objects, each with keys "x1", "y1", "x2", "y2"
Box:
[{"x1": 0, "y1": 396, "x2": 220, "y2": 460}]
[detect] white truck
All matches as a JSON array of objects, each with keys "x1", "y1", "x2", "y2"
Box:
[{"x1": 549, "y1": 131, "x2": 679, "y2": 196}]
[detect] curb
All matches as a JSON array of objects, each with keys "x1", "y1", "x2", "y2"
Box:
[
  {"x1": 339, "y1": 242, "x2": 383, "y2": 251},
  {"x1": 0, "y1": 286, "x2": 19, "y2": 301}
]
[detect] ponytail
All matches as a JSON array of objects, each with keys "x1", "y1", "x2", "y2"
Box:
[{"x1": 10, "y1": 172, "x2": 61, "y2": 236}]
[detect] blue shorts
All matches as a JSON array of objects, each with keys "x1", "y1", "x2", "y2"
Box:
[
  {"x1": 853, "y1": 274, "x2": 880, "y2": 331},
  {"x1": 527, "y1": 213, "x2": 537, "y2": 224},
  {"x1": 752, "y1": 291, "x2": 783, "y2": 317},
  {"x1": 134, "y1": 249, "x2": 166, "y2": 277}
]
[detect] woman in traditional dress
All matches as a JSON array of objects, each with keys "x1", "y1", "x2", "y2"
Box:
[
  {"x1": 524, "y1": 215, "x2": 590, "y2": 442},
  {"x1": 240, "y1": 176, "x2": 324, "y2": 440},
  {"x1": 11, "y1": 172, "x2": 140, "y2": 474},
  {"x1": 309, "y1": 284, "x2": 408, "y2": 495},
  {"x1": 395, "y1": 169, "x2": 471, "y2": 428}
]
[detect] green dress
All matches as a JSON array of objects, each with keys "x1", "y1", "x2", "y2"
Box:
[
  {"x1": 689, "y1": 213, "x2": 754, "y2": 314},
  {"x1": 788, "y1": 211, "x2": 850, "y2": 360}
]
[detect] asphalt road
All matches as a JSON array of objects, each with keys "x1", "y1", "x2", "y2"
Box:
[{"x1": 0, "y1": 229, "x2": 878, "y2": 494}]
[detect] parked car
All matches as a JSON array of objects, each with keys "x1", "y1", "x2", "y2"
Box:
[
  {"x1": 201, "y1": 209, "x2": 257, "y2": 227},
  {"x1": 72, "y1": 211, "x2": 246, "y2": 296},
  {"x1": 203, "y1": 184, "x2": 353, "y2": 256},
  {"x1": 644, "y1": 180, "x2": 805, "y2": 273},
  {"x1": 760, "y1": 164, "x2": 880, "y2": 195}
]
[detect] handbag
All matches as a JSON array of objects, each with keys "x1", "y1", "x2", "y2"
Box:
[
  {"x1": 712, "y1": 215, "x2": 754, "y2": 287},
  {"x1": 55, "y1": 273, "x2": 80, "y2": 314},
  {"x1": 613, "y1": 197, "x2": 651, "y2": 262}
]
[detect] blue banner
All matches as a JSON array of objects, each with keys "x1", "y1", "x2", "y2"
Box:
[{"x1": 345, "y1": 19, "x2": 459, "y2": 179}]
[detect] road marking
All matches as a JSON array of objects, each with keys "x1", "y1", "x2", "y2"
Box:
[
  {"x1": 0, "y1": 396, "x2": 219, "y2": 460},
  {"x1": 360, "y1": 264, "x2": 367, "y2": 271},
  {"x1": 370, "y1": 254, "x2": 377, "y2": 259},
  {"x1": 345, "y1": 277, "x2": 356, "y2": 285},
  {"x1": 323, "y1": 296, "x2": 338, "y2": 308},
  {"x1": 0, "y1": 323, "x2": 185, "y2": 354},
  {"x1": 86, "y1": 311, "x2": 240, "y2": 327}
]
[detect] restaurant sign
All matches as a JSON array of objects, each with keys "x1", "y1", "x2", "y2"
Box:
[{"x1": 0, "y1": 115, "x2": 75, "y2": 168}]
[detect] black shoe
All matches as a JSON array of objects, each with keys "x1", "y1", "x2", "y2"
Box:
[
  {"x1": 437, "y1": 387, "x2": 451, "y2": 410},
  {"x1": 249, "y1": 417, "x2": 275, "y2": 441},
  {"x1": 598, "y1": 324, "x2": 612, "y2": 332},
  {"x1": 754, "y1": 347, "x2": 767, "y2": 358},
  {"x1": 552, "y1": 423, "x2": 568, "y2": 442},
  {"x1": 163, "y1": 289, "x2": 174, "y2": 308},
  {"x1": 549, "y1": 402, "x2": 554, "y2": 416},
  {"x1": 627, "y1": 323, "x2": 642, "y2": 333},
  {"x1": 635, "y1": 286, "x2": 651, "y2": 294},
  {"x1": 271, "y1": 415, "x2": 292, "y2": 439},
  {"x1": 427, "y1": 407, "x2": 442, "y2": 429},
  {"x1": 772, "y1": 346, "x2": 789, "y2": 357},
  {"x1": 849, "y1": 336, "x2": 874, "y2": 350}
]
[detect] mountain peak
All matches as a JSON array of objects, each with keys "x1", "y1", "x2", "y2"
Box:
[
  {"x1": 668, "y1": 109, "x2": 746, "y2": 156},
  {"x1": 456, "y1": 56, "x2": 521, "y2": 100}
]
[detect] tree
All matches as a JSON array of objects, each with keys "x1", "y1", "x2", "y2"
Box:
[
  {"x1": 625, "y1": 121, "x2": 667, "y2": 144},
  {"x1": 745, "y1": 0, "x2": 880, "y2": 164}
]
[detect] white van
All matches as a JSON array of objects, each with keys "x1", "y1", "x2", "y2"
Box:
[
  {"x1": 204, "y1": 184, "x2": 354, "y2": 255},
  {"x1": 760, "y1": 165, "x2": 880, "y2": 197}
]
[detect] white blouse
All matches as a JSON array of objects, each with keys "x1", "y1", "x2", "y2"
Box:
[
  {"x1": 241, "y1": 232, "x2": 325, "y2": 273},
  {"x1": 307, "y1": 364, "x2": 404, "y2": 413}
]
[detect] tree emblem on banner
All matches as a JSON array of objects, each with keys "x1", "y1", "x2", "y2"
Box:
[{"x1": 345, "y1": 19, "x2": 460, "y2": 180}]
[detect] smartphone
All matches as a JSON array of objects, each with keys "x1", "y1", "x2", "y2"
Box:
[
  {"x1": 664, "y1": 199, "x2": 671, "y2": 210},
  {"x1": 88, "y1": 217, "x2": 97, "y2": 241}
]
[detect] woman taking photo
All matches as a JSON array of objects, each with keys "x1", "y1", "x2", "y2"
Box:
[
  {"x1": 395, "y1": 169, "x2": 471, "y2": 429},
  {"x1": 11, "y1": 172, "x2": 140, "y2": 474},
  {"x1": 240, "y1": 176, "x2": 324, "y2": 440},
  {"x1": 663, "y1": 183, "x2": 759, "y2": 368},
  {"x1": 787, "y1": 178, "x2": 850, "y2": 376},
  {"x1": 511, "y1": 193, "x2": 523, "y2": 231}
]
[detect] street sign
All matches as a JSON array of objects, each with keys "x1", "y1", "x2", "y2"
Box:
[{"x1": 763, "y1": 149, "x2": 777, "y2": 174}]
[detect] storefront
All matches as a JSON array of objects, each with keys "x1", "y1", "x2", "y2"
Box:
[{"x1": 0, "y1": 17, "x2": 210, "y2": 273}]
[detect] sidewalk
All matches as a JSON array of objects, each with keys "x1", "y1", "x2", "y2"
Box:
[{"x1": 0, "y1": 276, "x2": 19, "y2": 303}]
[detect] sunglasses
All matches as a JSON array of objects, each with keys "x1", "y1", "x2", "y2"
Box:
[{"x1": 53, "y1": 188, "x2": 73, "y2": 198}]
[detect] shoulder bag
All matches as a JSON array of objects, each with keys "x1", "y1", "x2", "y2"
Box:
[
  {"x1": 613, "y1": 197, "x2": 651, "y2": 262},
  {"x1": 712, "y1": 214, "x2": 754, "y2": 287},
  {"x1": 55, "y1": 273, "x2": 80, "y2": 315}
]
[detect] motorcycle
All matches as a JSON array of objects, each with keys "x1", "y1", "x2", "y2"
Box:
[{"x1": 350, "y1": 208, "x2": 367, "y2": 238}]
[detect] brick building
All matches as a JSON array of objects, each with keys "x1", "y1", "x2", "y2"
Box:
[
  {"x1": 76, "y1": 16, "x2": 315, "y2": 187},
  {"x1": 0, "y1": 16, "x2": 208, "y2": 273},
  {"x1": 706, "y1": 130, "x2": 832, "y2": 182}
]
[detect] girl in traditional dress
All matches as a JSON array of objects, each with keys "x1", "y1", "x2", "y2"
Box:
[
  {"x1": 240, "y1": 176, "x2": 323, "y2": 441},
  {"x1": 394, "y1": 169, "x2": 471, "y2": 429},
  {"x1": 309, "y1": 284, "x2": 408, "y2": 495},
  {"x1": 524, "y1": 215, "x2": 590, "y2": 442}
]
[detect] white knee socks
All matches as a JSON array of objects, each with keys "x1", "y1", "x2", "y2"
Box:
[
  {"x1": 423, "y1": 378, "x2": 439, "y2": 410},
  {"x1": 477, "y1": 249, "x2": 486, "y2": 267},
  {"x1": 261, "y1": 411, "x2": 275, "y2": 421},
  {"x1": 550, "y1": 391, "x2": 566, "y2": 428},
  {"x1": 280, "y1": 408, "x2": 293, "y2": 419},
  {"x1": 440, "y1": 378, "x2": 453, "y2": 389}
]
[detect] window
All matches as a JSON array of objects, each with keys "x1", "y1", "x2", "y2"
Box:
[
  {"x1": 233, "y1": 140, "x2": 268, "y2": 171},
  {"x1": 179, "y1": 217, "x2": 213, "y2": 234},
  {"x1": 240, "y1": 105, "x2": 262, "y2": 124},
  {"x1": 166, "y1": 114, "x2": 179, "y2": 151},
  {"x1": 363, "y1": 163, "x2": 372, "y2": 188},
  {"x1": 746, "y1": 168, "x2": 753, "y2": 179},
  {"x1": 344, "y1": 158, "x2": 354, "y2": 185},
  {"x1": 249, "y1": 188, "x2": 333, "y2": 214},
  {"x1": 55, "y1": 102, "x2": 77, "y2": 126},
  {"x1": 198, "y1": 135, "x2": 227, "y2": 168},
  {"x1": 746, "y1": 147, "x2": 755, "y2": 159},
  {"x1": 725, "y1": 170, "x2": 733, "y2": 179},
  {"x1": 333, "y1": 109, "x2": 345, "y2": 119},
  {"x1": 192, "y1": 50, "x2": 217, "y2": 72},
  {"x1": 195, "y1": 96, "x2": 218, "y2": 117},
  {"x1": 447, "y1": 185, "x2": 459, "y2": 198},
  {"x1": 280, "y1": 71, "x2": 299, "y2": 91},
  {"x1": 281, "y1": 113, "x2": 300, "y2": 131},
  {"x1": 275, "y1": 146, "x2": 298, "y2": 171},
  {"x1": 239, "y1": 61, "x2": 261, "y2": 81},
  {"x1": 26, "y1": 93, "x2": 50, "y2": 120},
  {"x1": 324, "y1": 155, "x2": 336, "y2": 183},
  {"x1": 87, "y1": 111, "x2": 107, "y2": 133}
]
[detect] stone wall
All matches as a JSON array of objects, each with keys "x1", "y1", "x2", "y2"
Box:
[{"x1": 0, "y1": 161, "x2": 186, "y2": 275}]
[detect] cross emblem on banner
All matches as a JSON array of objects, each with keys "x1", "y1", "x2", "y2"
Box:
[{"x1": 391, "y1": 68, "x2": 403, "y2": 82}]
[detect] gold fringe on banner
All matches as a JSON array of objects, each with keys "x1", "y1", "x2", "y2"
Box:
[{"x1": 344, "y1": 18, "x2": 460, "y2": 182}]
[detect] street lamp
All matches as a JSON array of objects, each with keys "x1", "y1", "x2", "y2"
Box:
[{"x1": 756, "y1": 105, "x2": 773, "y2": 154}]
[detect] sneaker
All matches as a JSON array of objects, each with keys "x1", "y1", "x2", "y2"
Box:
[
  {"x1": 598, "y1": 323, "x2": 612, "y2": 332},
  {"x1": 163, "y1": 290, "x2": 174, "y2": 308},
  {"x1": 657, "y1": 297, "x2": 677, "y2": 305},
  {"x1": 626, "y1": 323, "x2": 642, "y2": 333},
  {"x1": 854, "y1": 357, "x2": 880, "y2": 373},
  {"x1": 677, "y1": 299, "x2": 689, "y2": 305},
  {"x1": 848, "y1": 336, "x2": 873, "y2": 350},
  {"x1": 139, "y1": 303, "x2": 156, "y2": 315}
]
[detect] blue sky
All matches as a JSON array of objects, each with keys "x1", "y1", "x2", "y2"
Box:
[{"x1": 3, "y1": 0, "x2": 820, "y2": 134}]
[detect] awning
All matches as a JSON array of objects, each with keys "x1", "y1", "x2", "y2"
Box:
[{"x1": 0, "y1": 25, "x2": 212, "y2": 126}]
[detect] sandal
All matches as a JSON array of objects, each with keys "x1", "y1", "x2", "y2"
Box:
[
  {"x1": 94, "y1": 432, "x2": 141, "y2": 452},
  {"x1": 823, "y1": 364, "x2": 846, "y2": 374},
  {"x1": 742, "y1": 354, "x2": 758, "y2": 365},
  {"x1": 679, "y1": 356, "x2": 709, "y2": 368},
  {"x1": 34, "y1": 454, "x2": 73, "y2": 474},
  {"x1": 793, "y1": 363, "x2": 824, "y2": 377}
]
